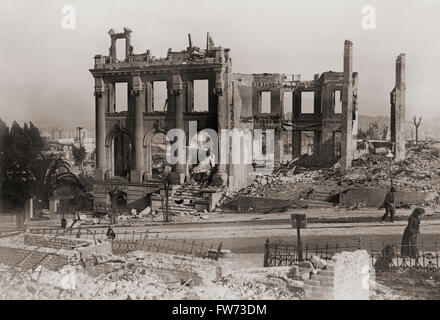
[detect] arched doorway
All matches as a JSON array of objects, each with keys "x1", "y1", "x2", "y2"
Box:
[{"x1": 113, "y1": 131, "x2": 132, "y2": 179}]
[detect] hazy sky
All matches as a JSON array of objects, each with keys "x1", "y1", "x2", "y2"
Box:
[{"x1": 1, "y1": 0, "x2": 439, "y2": 129}]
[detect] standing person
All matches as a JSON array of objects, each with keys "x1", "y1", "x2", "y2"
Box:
[
  {"x1": 381, "y1": 186, "x2": 396, "y2": 222},
  {"x1": 61, "y1": 214, "x2": 67, "y2": 228},
  {"x1": 401, "y1": 208, "x2": 425, "y2": 258}
]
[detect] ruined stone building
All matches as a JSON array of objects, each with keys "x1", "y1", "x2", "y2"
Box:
[
  {"x1": 90, "y1": 28, "x2": 359, "y2": 208},
  {"x1": 390, "y1": 54, "x2": 406, "y2": 161}
]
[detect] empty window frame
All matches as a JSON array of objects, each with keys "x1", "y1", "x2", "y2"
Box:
[
  {"x1": 301, "y1": 131, "x2": 315, "y2": 155},
  {"x1": 153, "y1": 81, "x2": 168, "y2": 112},
  {"x1": 115, "y1": 83, "x2": 128, "y2": 112},
  {"x1": 261, "y1": 91, "x2": 271, "y2": 113},
  {"x1": 193, "y1": 80, "x2": 209, "y2": 112},
  {"x1": 283, "y1": 91, "x2": 293, "y2": 120},
  {"x1": 334, "y1": 90, "x2": 342, "y2": 113},
  {"x1": 301, "y1": 91, "x2": 315, "y2": 114},
  {"x1": 115, "y1": 40, "x2": 126, "y2": 62},
  {"x1": 334, "y1": 131, "x2": 342, "y2": 157}
]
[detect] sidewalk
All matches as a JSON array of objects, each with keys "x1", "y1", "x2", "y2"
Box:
[{"x1": 1, "y1": 207, "x2": 440, "y2": 232}]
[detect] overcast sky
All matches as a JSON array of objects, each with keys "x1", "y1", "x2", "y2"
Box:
[{"x1": 0, "y1": 0, "x2": 439, "y2": 129}]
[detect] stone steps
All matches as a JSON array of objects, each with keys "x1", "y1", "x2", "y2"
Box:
[{"x1": 154, "y1": 185, "x2": 209, "y2": 214}]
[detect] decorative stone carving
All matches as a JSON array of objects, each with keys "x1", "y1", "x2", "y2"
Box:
[
  {"x1": 213, "y1": 87, "x2": 223, "y2": 96},
  {"x1": 153, "y1": 120, "x2": 165, "y2": 133}
]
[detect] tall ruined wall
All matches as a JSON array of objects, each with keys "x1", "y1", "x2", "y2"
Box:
[{"x1": 227, "y1": 74, "x2": 256, "y2": 191}]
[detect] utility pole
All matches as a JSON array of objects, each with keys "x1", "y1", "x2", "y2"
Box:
[{"x1": 413, "y1": 116, "x2": 422, "y2": 144}]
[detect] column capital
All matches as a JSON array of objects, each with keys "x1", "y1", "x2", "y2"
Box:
[
  {"x1": 213, "y1": 87, "x2": 223, "y2": 96},
  {"x1": 130, "y1": 88, "x2": 144, "y2": 96},
  {"x1": 172, "y1": 88, "x2": 183, "y2": 96},
  {"x1": 94, "y1": 77, "x2": 107, "y2": 97}
]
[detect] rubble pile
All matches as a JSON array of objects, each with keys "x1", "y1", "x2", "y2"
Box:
[
  {"x1": 0, "y1": 251, "x2": 302, "y2": 300},
  {"x1": 290, "y1": 256, "x2": 330, "y2": 281},
  {"x1": 344, "y1": 144, "x2": 440, "y2": 192},
  {"x1": 235, "y1": 168, "x2": 323, "y2": 200}
]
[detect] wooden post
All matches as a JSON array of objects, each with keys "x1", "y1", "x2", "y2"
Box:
[
  {"x1": 291, "y1": 214, "x2": 307, "y2": 262},
  {"x1": 297, "y1": 223, "x2": 303, "y2": 261}
]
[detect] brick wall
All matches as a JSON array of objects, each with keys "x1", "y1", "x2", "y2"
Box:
[
  {"x1": 304, "y1": 250, "x2": 370, "y2": 300},
  {"x1": 24, "y1": 234, "x2": 91, "y2": 250}
]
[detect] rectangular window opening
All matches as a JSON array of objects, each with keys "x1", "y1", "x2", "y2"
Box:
[
  {"x1": 334, "y1": 132, "x2": 342, "y2": 157},
  {"x1": 283, "y1": 92, "x2": 293, "y2": 120},
  {"x1": 193, "y1": 80, "x2": 209, "y2": 112},
  {"x1": 261, "y1": 91, "x2": 271, "y2": 113},
  {"x1": 115, "y1": 40, "x2": 126, "y2": 62},
  {"x1": 301, "y1": 131, "x2": 315, "y2": 155},
  {"x1": 115, "y1": 83, "x2": 128, "y2": 112},
  {"x1": 153, "y1": 81, "x2": 168, "y2": 112},
  {"x1": 334, "y1": 90, "x2": 342, "y2": 114},
  {"x1": 301, "y1": 91, "x2": 315, "y2": 114}
]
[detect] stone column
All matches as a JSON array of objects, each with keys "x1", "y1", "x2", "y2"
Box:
[
  {"x1": 131, "y1": 75, "x2": 144, "y2": 183},
  {"x1": 145, "y1": 81, "x2": 153, "y2": 112},
  {"x1": 213, "y1": 71, "x2": 228, "y2": 187},
  {"x1": 293, "y1": 131, "x2": 301, "y2": 157},
  {"x1": 24, "y1": 198, "x2": 33, "y2": 221},
  {"x1": 187, "y1": 80, "x2": 194, "y2": 112},
  {"x1": 391, "y1": 54, "x2": 406, "y2": 161},
  {"x1": 94, "y1": 77, "x2": 107, "y2": 181},
  {"x1": 49, "y1": 198, "x2": 59, "y2": 220},
  {"x1": 341, "y1": 40, "x2": 354, "y2": 175},
  {"x1": 170, "y1": 74, "x2": 186, "y2": 185},
  {"x1": 274, "y1": 127, "x2": 282, "y2": 166},
  {"x1": 313, "y1": 131, "x2": 321, "y2": 156}
]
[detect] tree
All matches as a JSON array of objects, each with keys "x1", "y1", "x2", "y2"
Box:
[
  {"x1": 0, "y1": 120, "x2": 84, "y2": 212},
  {"x1": 358, "y1": 128, "x2": 367, "y2": 140},
  {"x1": 2, "y1": 121, "x2": 35, "y2": 211},
  {"x1": 367, "y1": 122, "x2": 379, "y2": 140},
  {"x1": 71, "y1": 144, "x2": 86, "y2": 171},
  {"x1": 31, "y1": 153, "x2": 84, "y2": 208},
  {"x1": 0, "y1": 119, "x2": 9, "y2": 210},
  {"x1": 413, "y1": 116, "x2": 422, "y2": 144}
]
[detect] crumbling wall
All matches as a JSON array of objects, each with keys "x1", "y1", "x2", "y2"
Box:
[
  {"x1": 304, "y1": 250, "x2": 370, "y2": 300},
  {"x1": 338, "y1": 188, "x2": 437, "y2": 207},
  {"x1": 227, "y1": 77, "x2": 256, "y2": 191}
]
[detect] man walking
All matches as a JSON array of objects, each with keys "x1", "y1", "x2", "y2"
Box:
[{"x1": 381, "y1": 186, "x2": 396, "y2": 223}]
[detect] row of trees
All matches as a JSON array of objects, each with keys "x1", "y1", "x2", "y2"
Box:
[{"x1": 0, "y1": 119, "x2": 84, "y2": 213}]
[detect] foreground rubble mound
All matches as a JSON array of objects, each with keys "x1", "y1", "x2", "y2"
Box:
[{"x1": 0, "y1": 251, "x2": 302, "y2": 300}]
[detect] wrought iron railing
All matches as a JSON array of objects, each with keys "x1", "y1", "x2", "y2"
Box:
[
  {"x1": 111, "y1": 233, "x2": 223, "y2": 261},
  {"x1": 28, "y1": 227, "x2": 223, "y2": 261},
  {"x1": 263, "y1": 237, "x2": 440, "y2": 273},
  {"x1": 264, "y1": 238, "x2": 361, "y2": 267}
]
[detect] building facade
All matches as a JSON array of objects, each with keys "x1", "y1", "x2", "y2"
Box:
[{"x1": 90, "y1": 28, "x2": 358, "y2": 208}]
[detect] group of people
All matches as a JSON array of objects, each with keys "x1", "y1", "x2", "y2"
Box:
[{"x1": 382, "y1": 186, "x2": 425, "y2": 258}]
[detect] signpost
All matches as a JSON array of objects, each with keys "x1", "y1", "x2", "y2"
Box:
[{"x1": 290, "y1": 214, "x2": 307, "y2": 261}]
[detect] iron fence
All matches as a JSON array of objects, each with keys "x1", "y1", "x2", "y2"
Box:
[
  {"x1": 263, "y1": 238, "x2": 361, "y2": 267},
  {"x1": 263, "y1": 237, "x2": 440, "y2": 273},
  {"x1": 111, "y1": 233, "x2": 223, "y2": 261},
  {"x1": 28, "y1": 227, "x2": 223, "y2": 261},
  {"x1": 367, "y1": 242, "x2": 440, "y2": 272}
]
